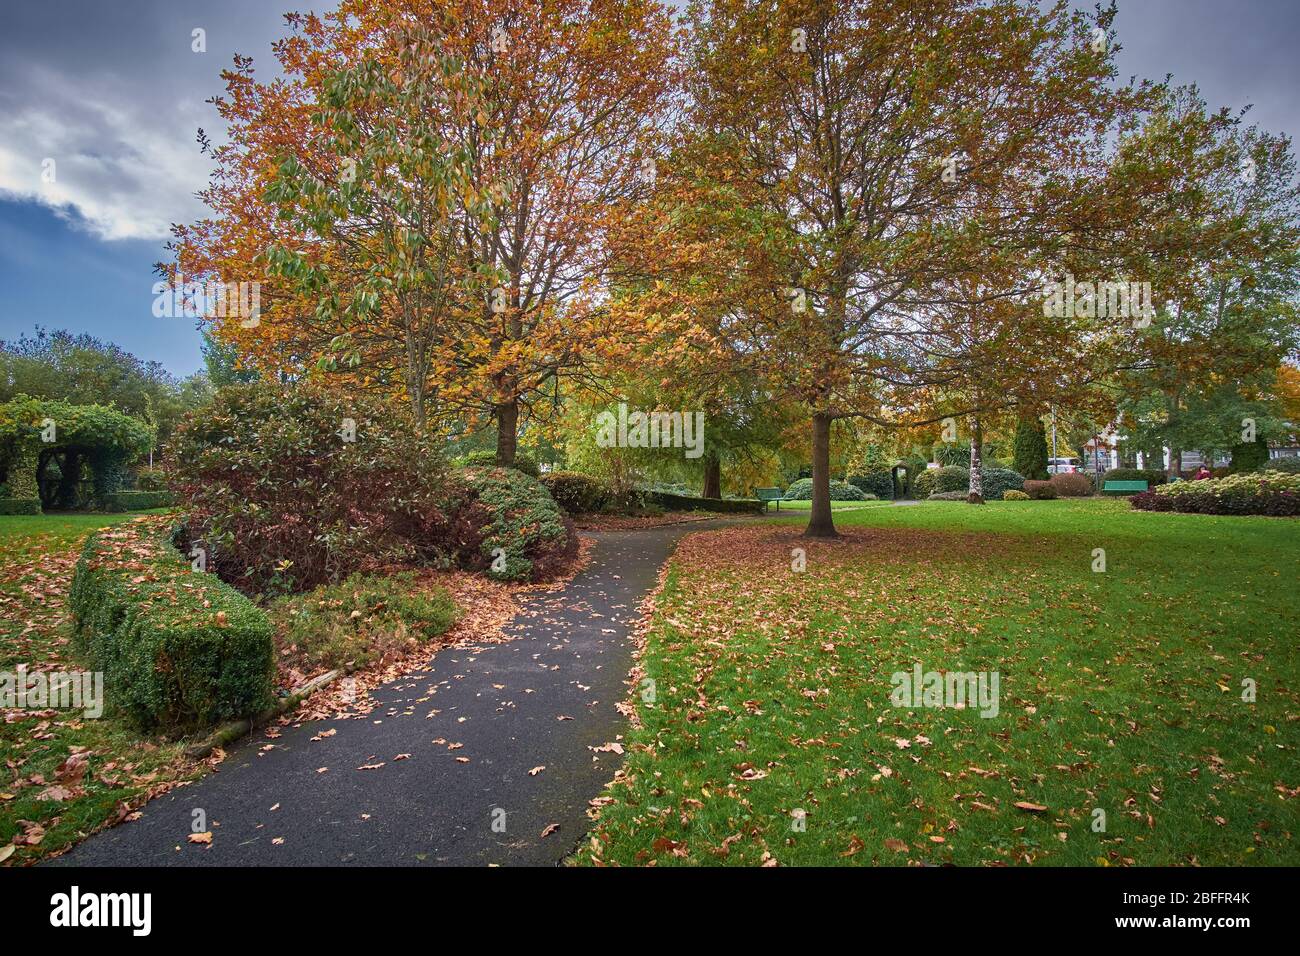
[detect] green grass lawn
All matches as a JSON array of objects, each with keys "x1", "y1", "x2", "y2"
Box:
[
  {"x1": 579, "y1": 498, "x2": 1299, "y2": 866},
  {"x1": 1, "y1": 511, "x2": 199, "y2": 865}
]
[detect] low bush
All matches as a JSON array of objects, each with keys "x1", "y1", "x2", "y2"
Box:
[
  {"x1": 1132, "y1": 471, "x2": 1300, "y2": 516},
  {"x1": 1022, "y1": 480, "x2": 1058, "y2": 500},
  {"x1": 1049, "y1": 472, "x2": 1094, "y2": 497},
  {"x1": 913, "y1": 466, "x2": 968, "y2": 500},
  {"x1": 167, "y1": 381, "x2": 454, "y2": 595},
  {"x1": 783, "y1": 478, "x2": 866, "y2": 501},
  {"x1": 0, "y1": 497, "x2": 41, "y2": 515},
  {"x1": 1002, "y1": 489, "x2": 1030, "y2": 501},
  {"x1": 448, "y1": 467, "x2": 578, "y2": 582},
  {"x1": 67, "y1": 517, "x2": 274, "y2": 733},
  {"x1": 927, "y1": 491, "x2": 970, "y2": 501},
  {"x1": 541, "y1": 470, "x2": 613, "y2": 514},
  {"x1": 101, "y1": 490, "x2": 175, "y2": 512},
  {"x1": 642, "y1": 490, "x2": 762, "y2": 513},
  {"x1": 268, "y1": 571, "x2": 457, "y2": 671},
  {"x1": 980, "y1": 467, "x2": 1025, "y2": 501},
  {"x1": 847, "y1": 471, "x2": 894, "y2": 499},
  {"x1": 459, "y1": 449, "x2": 540, "y2": 478}
]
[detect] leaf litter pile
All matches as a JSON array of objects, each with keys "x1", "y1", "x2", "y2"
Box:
[{"x1": 580, "y1": 511, "x2": 1298, "y2": 867}]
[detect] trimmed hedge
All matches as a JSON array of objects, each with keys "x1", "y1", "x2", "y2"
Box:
[
  {"x1": 68, "y1": 517, "x2": 275, "y2": 733},
  {"x1": 459, "y1": 449, "x2": 540, "y2": 478},
  {"x1": 1131, "y1": 471, "x2": 1300, "y2": 516},
  {"x1": 643, "y1": 490, "x2": 763, "y2": 513},
  {"x1": 847, "y1": 471, "x2": 894, "y2": 499},
  {"x1": 783, "y1": 478, "x2": 866, "y2": 501},
  {"x1": 1261, "y1": 458, "x2": 1300, "y2": 475},
  {"x1": 1049, "y1": 472, "x2": 1095, "y2": 497},
  {"x1": 541, "y1": 470, "x2": 613, "y2": 514},
  {"x1": 101, "y1": 490, "x2": 175, "y2": 512},
  {"x1": 913, "y1": 466, "x2": 968, "y2": 500},
  {"x1": 1023, "y1": 480, "x2": 1058, "y2": 500},
  {"x1": 0, "y1": 497, "x2": 41, "y2": 515}
]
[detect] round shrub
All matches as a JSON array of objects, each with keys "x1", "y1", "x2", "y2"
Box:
[
  {"x1": 980, "y1": 467, "x2": 1025, "y2": 501},
  {"x1": 848, "y1": 470, "x2": 894, "y2": 499},
  {"x1": 167, "y1": 381, "x2": 454, "y2": 595},
  {"x1": 448, "y1": 467, "x2": 578, "y2": 581},
  {"x1": 541, "y1": 470, "x2": 613, "y2": 513},
  {"x1": 913, "y1": 466, "x2": 968, "y2": 500},
  {"x1": 1049, "y1": 472, "x2": 1094, "y2": 497},
  {"x1": 1002, "y1": 489, "x2": 1030, "y2": 501},
  {"x1": 1022, "y1": 479, "x2": 1058, "y2": 499},
  {"x1": 783, "y1": 477, "x2": 867, "y2": 501}
]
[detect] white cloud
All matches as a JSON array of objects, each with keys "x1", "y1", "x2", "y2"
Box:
[{"x1": 0, "y1": 65, "x2": 213, "y2": 241}]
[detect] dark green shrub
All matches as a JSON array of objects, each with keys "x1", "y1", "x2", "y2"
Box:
[
  {"x1": 449, "y1": 467, "x2": 577, "y2": 582},
  {"x1": 541, "y1": 470, "x2": 613, "y2": 513},
  {"x1": 913, "y1": 466, "x2": 968, "y2": 500},
  {"x1": 1229, "y1": 437, "x2": 1270, "y2": 473},
  {"x1": 101, "y1": 490, "x2": 175, "y2": 512},
  {"x1": 1260, "y1": 457, "x2": 1300, "y2": 475},
  {"x1": 932, "y1": 443, "x2": 970, "y2": 467},
  {"x1": 1049, "y1": 472, "x2": 1094, "y2": 497},
  {"x1": 1013, "y1": 416, "x2": 1050, "y2": 480},
  {"x1": 167, "y1": 381, "x2": 454, "y2": 595},
  {"x1": 783, "y1": 478, "x2": 866, "y2": 501},
  {"x1": 848, "y1": 471, "x2": 894, "y2": 499},
  {"x1": 643, "y1": 491, "x2": 763, "y2": 513},
  {"x1": 980, "y1": 467, "x2": 1025, "y2": 501},
  {"x1": 460, "y1": 449, "x2": 540, "y2": 478},
  {"x1": 0, "y1": 497, "x2": 41, "y2": 515},
  {"x1": 1023, "y1": 480, "x2": 1058, "y2": 499},
  {"x1": 268, "y1": 571, "x2": 457, "y2": 671},
  {"x1": 68, "y1": 517, "x2": 274, "y2": 732}
]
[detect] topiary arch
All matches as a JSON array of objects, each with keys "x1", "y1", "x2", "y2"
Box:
[{"x1": 0, "y1": 396, "x2": 151, "y2": 511}]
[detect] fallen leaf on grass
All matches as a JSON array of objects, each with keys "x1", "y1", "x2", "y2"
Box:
[{"x1": 1014, "y1": 802, "x2": 1048, "y2": 813}]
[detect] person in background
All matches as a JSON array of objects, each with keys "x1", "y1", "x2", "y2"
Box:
[{"x1": 1194, "y1": 465, "x2": 1212, "y2": 480}]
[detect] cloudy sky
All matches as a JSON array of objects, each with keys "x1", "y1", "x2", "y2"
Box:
[{"x1": 1, "y1": 0, "x2": 1298, "y2": 376}]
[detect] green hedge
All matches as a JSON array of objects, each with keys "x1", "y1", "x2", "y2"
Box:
[
  {"x1": 459, "y1": 449, "x2": 540, "y2": 478},
  {"x1": 643, "y1": 491, "x2": 762, "y2": 513},
  {"x1": 68, "y1": 517, "x2": 274, "y2": 733},
  {"x1": 0, "y1": 497, "x2": 42, "y2": 515},
  {"x1": 541, "y1": 471, "x2": 613, "y2": 513},
  {"x1": 782, "y1": 478, "x2": 866, "y2": 501},
  {"x1": 100, "y1": 490, "x2": 175, "y2": 512}
]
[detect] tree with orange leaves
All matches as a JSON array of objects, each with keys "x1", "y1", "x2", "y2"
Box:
[{"x1": 174, "y1": 0, "x2": 679, "y2": 459}]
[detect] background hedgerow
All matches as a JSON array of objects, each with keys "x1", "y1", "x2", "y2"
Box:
[
  {"x1": 268, "y1": 571, "x2": 457, "y2": 671},
  {"x1": 447, "y1": 466, "x2": 578, "y2": 582},
  {"x1": 166, "y1": 381, "x2": 454, "y2": 595},
  {"x1": 783, "y1": 477, "x2": 867, "y2": 501},
  {"x1": 68, "y1": 516, "x2": 274, "y2": 732},
  {"x1": 847, "y1": 470, "x2": 894, "y2": 499}
]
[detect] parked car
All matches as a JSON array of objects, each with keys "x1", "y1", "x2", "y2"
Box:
[{"x1": 1047, "y1": 457, "x2": 1080, "y2": 474}]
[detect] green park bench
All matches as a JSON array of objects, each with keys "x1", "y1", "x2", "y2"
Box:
[
  {"x1": 754, "y1": 487, "x2": 784, "y2": 512},
  {"x1": 1102, "y1": 479, "x2": 1148, "y2": 495}
]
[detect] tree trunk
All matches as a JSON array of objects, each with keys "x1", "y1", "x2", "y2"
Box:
[
  {"x1": 495, "y1": 398, "x2": 519, "y2": 466},
  {"x1": 701, "y1": 451, "x2": 721, "y2": 499},
  {"x1": 967, "y1": 416, "x2": 985, "y2": 504},
  {"x1": 805, "y1": 412, "x2": 839, "y2": 538}
]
